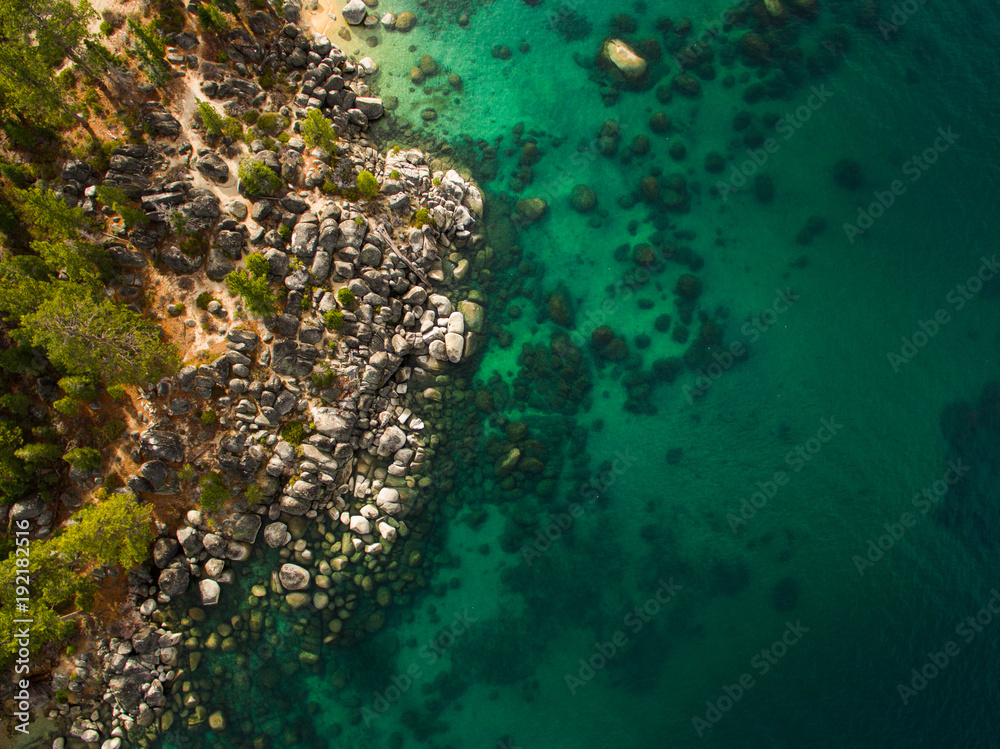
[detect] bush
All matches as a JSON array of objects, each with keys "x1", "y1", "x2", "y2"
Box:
[
  {"x1": 97, "y1": 419, "x2": 126, "y2": 446},
  {"x1": 106, "y1": 384, "x2": 127, "y2": 401},
  {"x1": 177, "y1": 463, "x2": 196, "y2": 483},
  {"x1": 52, "y1": 397, "x2": 83, "y2": 417},
  {"x1": 225, "y1": 270, "x2": 276, "y2": 316},
  {"x1": 200, "y1": 408, "x2": 217, "y2": 426},
  {"x1": 301, "y1": 108, "x2": 336, "y2": 151},
  {"x1": 390, "y1": 170, "x2": 401, "y2": 180},
  {"x1": 411, "y1": 208, "x2": 434, "y2": 228},
  {"x1": 96, "y1": 185, "x2": 149, "y2": 229},
  {"x1": 336, "y1": 287, "x2": 356, "y2": 309},
  {"x1": 196, "y1": 292, "x2": 213, "y2": 310},
  {"x1": 256, "y1": 112, "x2": 286, "y2": 135},
  {"x1": 238, "y1": 157, "x2": 283, "y2": 198},
  {"x1": 281, "y1": 421, "x2": 305, "y2": 446},
  {"x1": 0, "y1": 393, "x2": 31, "y2": 417},
  {"x1": 245, "y1": 484, "x2": 263, "y2": 506},
  {"x1": 243, "y1": 110, "x2": 260, "y2": 125},
  {"x1": 58, "y1": 376, "x2": 97, "y2": 401},
  {"x1": 278, "y1": 223, "x2": 292, "y2": 241},
  {"x1": 356, "y1": 170, "x2": 380, "y2": 201},
  {"x1": 245, "y1": 253, "x2": 270, "y2": 278},
  {"x1": 196, "y1": 101, "x2": 224, "y2": 136},
  {"x1": 197, "y1": 3, "x2": 228, "y2": 33},
  {"x1": 221, "y1": 117, "x2": 243, "y2": 141},
  {"x1": 16, "y1": 443, "x2": 63, "y2": 466},
  {"x1": 63, "y1": 447, "x2": 102, "y2": 471},
  {"x1": 324, "y1": 309, "x2": 344, "y2": 331},
  {"x1": 167, "y1": 303, "x2": 185, "y2": 317},
  {"x1": 198, "y1": 472, "x2": 227, "y2": 512}
]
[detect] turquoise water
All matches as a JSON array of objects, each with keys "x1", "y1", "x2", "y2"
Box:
[{"x1": 160, "y1": 0, "x2": 1000, "y2": 746}]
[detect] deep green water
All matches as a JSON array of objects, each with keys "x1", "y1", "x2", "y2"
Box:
[{"x1": 160, "y1": 0, "x2": 1000, "y2": 746}]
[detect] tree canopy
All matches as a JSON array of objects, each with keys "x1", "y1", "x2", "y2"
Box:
[{"x1": 17, "y1": 283, "x2": 178, "y2": 385}]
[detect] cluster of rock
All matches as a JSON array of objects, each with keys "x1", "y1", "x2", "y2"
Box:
[{"x1": 36, "y1": 7, "x2": 495, "y2": 742}]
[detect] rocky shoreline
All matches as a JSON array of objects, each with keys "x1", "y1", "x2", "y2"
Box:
[{"x1": 7, "y1": 4, "x2": 494, "y2": 746}]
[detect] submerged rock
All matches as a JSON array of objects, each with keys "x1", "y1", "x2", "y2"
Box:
[{"x1": 601, "y1": 38, "x2": 647, "y2": 79}]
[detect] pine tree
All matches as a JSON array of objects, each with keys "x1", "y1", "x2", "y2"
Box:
[
  {"x1": 225, "y1": 269, "x2": 276, "y2": 316},
  {"x1": 18, "y1": 283, "x2": 178, "y2": 384},
  {"x1": 56, "y1": 489, "x2": 153, "y2": 568},
  {"x1": 127, "y1": 18, "x2": 170, "y2": 86}
]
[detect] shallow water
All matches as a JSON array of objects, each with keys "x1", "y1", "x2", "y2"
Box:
[{"x1": 158, "y1": 0, "x2": 1000, "y2": 746}]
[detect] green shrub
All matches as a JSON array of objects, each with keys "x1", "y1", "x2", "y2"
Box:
[
  {"x1": 63, "y1": 447, "x2": 102, "y2": 471},
  {"x1": 96, "y1": 185, "x2": 149, "y2": 229},
  {"x1": 278, "y1": 224, "x2": 291, "y2": 241},
  {"x1": 356, "y1": 170, "x2": 380, "y2": 201},
  {"x1": 97, "y1": 419, "x2": 126, "y2": 446},
  {"x1": 197, "y1": 3, "x2": 228, "y2": 33},
  {"x1": 106, "y1": 384, "x2": 127, "y2": 401},
  {"x1": 245, "y1": 253, "x2": 270, "y2": 278},
  {"x1": 256, "y1": 113, "x2": 283, "y2": 134},
  {"x1": 198, "y1": 472, "x2": 228, "y2": 512},
  {"x1": 221, "y1": 117, "x2": 243, "y2": 141},
  {"x1": 336, "y1": 287, "x2": 356, "y2": 309},
  {"x1": 168, "y1": 303, "x2": 186, "y2": 317},
  {"x1": 177, "y1": 463, "x2": 196, "y2": 483},
  {"x1": 58, "y1": 376, "x2": 97, "y2": 401},
  {"x1": 281, "y1": 421, "x2": 305, "y2": 446},
  {"x1": 0, "y1": 393, "x2": 31, "y2": 417},
  {"x1": 15, "y1": 443, "x2": 63, "y2": 466},
  {"x1": 52, "y1": 397, "x2": 84, "y2": 417},
  {"x1": 238, "y1": 157, "x2": 283, "y2": 198},
  {"x1": 200, "y1": 408, "x2": 217, "y2": 426},
  {"x1": 216, "y1": 50, "x2": 229, "y2": 63},
  {"x1": 100, "y1": 19, "x2": 114, "y2": 36},
  {"x1": 410, "y1": 208, "x2": 434, "y2": 228},
  {"x1": 196, "y1": 101, "x2": 225, "y2": 137},
  {"x1": 243, "y1": 110, "x2": 260, "y2": 125},
  {"x1": 225, "y1": 270, "x2": 276, "y2": 316},
  {"x1": 301, "y1": 108, "x2": 336, "y2": 151},
  {"x1": 390, "y1": 170, "x2": 401, "y2": 180},
  {"x1": 179, "y1": 232, "x2": 209, "y2": 257},
  {"x1": 245, "y1": 484, "x2": 263, "y2": 506},
  {"x1": 324, "y1": 309, "x2": 344, "y2": 331}
]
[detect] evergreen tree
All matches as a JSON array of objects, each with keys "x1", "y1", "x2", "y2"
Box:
[
  {"x1": 225, "y1": 269, "x2": 276, "y2": 316},
  {"x1": 127, "y1": 18, "x2": 169, "y2": 86},
  {"x1": 55, "y1": 490, "x2": 152, "y2": 569},
  {"x1": 301, "y1": 108, "x2": 337, "y2": 152},
  {"x1": 19, "y1": 283, "x2": 178, "y2": 384}
]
